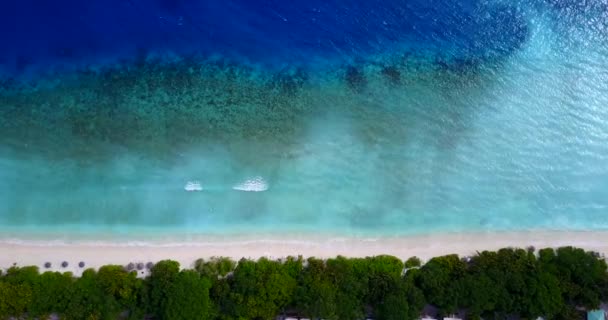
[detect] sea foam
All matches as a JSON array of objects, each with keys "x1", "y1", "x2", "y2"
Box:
[{"x1": 232, "y1": 177, "x2": 269, "y2": 192}]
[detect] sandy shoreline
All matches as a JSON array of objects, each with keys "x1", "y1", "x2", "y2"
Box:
[{"x1": 1, "y1": 230, "x2": 607, "y2": 276}]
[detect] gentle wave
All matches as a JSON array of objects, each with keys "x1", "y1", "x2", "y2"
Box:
[{"x1": 232, "y1": 176, "x2": 269, "y2": 192}]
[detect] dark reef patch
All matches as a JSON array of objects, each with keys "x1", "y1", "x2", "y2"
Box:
[
  {"x1": 345, "y1": 66, "x2": 367, "y2": 92},
  {"x1": 435, "y1": 57, "x2": 482, "y2": 76},
  {"x1": 270, "y1": 67, "x2": 309, "y2": 96},
  {"x1": 0, "y1": 46, "x2": 504, "y2": 165},
  {"x1": 0, "y1": 58, "x2": 318, "y2": 161},
  {"x1": 381, "y1": 66, "x2": 401, "y2": 85}
]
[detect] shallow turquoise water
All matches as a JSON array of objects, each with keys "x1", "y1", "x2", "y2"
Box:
[{"x1": 1, "y1": 1, "x2": 608, "y2": 238}]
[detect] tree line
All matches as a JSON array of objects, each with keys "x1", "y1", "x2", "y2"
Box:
[{"x1": 0, "y1": 246, "x2": 606, "y2": 320}]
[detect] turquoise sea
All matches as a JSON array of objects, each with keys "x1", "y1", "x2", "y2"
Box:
[{"x1": 1, "y1": 0, "x2": 607, "y2": 239}]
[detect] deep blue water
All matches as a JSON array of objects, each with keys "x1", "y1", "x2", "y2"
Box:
[
  {"x1": 1, "y1": 0, "x2": 608, "y2": 238},
  {"x1": 0, "y1": 0, "x2": 529, "y2": 74}
]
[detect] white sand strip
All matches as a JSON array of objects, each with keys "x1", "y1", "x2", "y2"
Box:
[{"x1": 1, "y1": 230, "x2": 607, "y2": 276}]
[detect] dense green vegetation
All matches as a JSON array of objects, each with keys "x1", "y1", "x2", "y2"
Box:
[{"x1": 0, "y1": 247, "x2": 606, "y2": 320}]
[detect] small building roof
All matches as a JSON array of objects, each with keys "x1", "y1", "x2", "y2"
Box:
[{"x1": 588, "y1": 309, "x2": 605, "y2": 320}]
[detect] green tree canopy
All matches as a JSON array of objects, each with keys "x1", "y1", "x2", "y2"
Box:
[
  {"x1": 0, "y1": 247, "x2": 606, "y2": 320},
  {"x1": 416, "y1": 254, "x2": 466, "y2": 314},
  {"x1": 162, "y1": 270, "x2": 213, "y2": 320},
  {"x1": 225, "y1": 257, "x2": 297, "y2": 319},
  {"x1": 539, "y1": 247, "x2": 608, "y2": 312},
  {"x1": 96, "y1": 265, "x2": 143, "y2": 318},
  {"x1": 405, "y1": 256, "x2": 422, "y2": 269},
  {"x1": 30, "y1": 271, "x2": 74, "y2": 318},
  {"x1": 326, "y1": 256, "x2": 370, "y2": 319},
  {"x1": 195, "y1": 257, "x2": 236, "y2": 279},
  {"x1": 147, "y1": 260, "x2": 181, "y2": 318},
  {"x1": 294, "y1": 258, "x2": 338, "y2": 320}
]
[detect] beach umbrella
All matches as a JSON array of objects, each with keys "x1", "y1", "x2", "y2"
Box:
[
  {"x1": 44, "y1": 262, "x2": 51, "y2": 269},
  {"x1": 78, "y1": 261, "x2": 85, "y2": 268},
  {"x1": 61, "y1": 261, "x2": 68, "y2": 268}
]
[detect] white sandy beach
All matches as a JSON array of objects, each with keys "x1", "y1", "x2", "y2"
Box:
[{"x1": 1, "y1": 230, "x2": 607, "y2": 276}]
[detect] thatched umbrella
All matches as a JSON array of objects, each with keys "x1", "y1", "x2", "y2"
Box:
[
  {"x1": 61, "y1": 261, "x2": 68, "y2": 268},
  {"x1": 126, "y1": 262, "x2": 135, "y2": 271},
  {"x1": 146, "y1": 262, "x2": 154, "y2": 270},
  {"x1": 78, "y1": 261, "x2": 85, "y2": 268},
  {"x1": 136, "y1": 262, "x2": 144, "y2": 270},
  {"x1": 44, "y1": 262, "x2": 52, "y2": 269}
]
